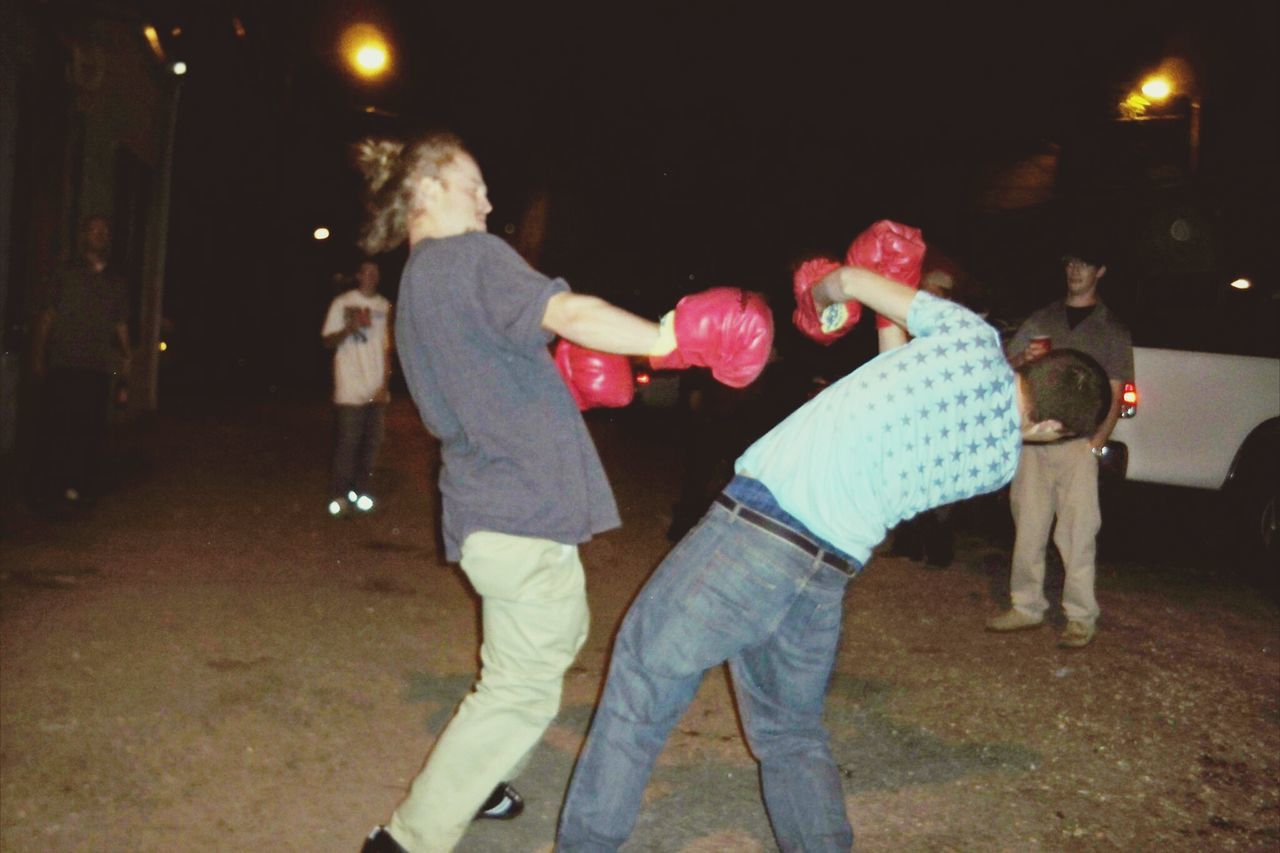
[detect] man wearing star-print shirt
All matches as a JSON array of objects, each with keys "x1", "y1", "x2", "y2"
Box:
[
  {"x1": 559, "y1": 264, "x2": 1113, "y2": 852},
  {"x1": 738, "y1": 290, "x2": 1022, "y2": 566}
]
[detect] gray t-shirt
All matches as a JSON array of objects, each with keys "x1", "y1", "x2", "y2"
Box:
[
  {"x1": 1007, "y1": 299, "x2": 1134, "y2": 383},
  {"x1": 395, "y1": 232, "x2": 620, "y2": 561}
]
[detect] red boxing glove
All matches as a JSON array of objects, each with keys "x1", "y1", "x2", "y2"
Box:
[
  {"x1": 554, "y1": 339, "x2": 634, "y2": 410},
  {"x1": 649, "y1": 287, "x2": 774, "y2": 388},
  {"x1": 792, "y1": 256, "x2": 861, "y2": 344},
  {"x1": 845, "y1": 220, "x2": 926, "y2": 329}
]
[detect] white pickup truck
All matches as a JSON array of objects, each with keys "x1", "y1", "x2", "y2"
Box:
[{"x1": 1105, "y1": 278, "x2": 1278, "y2": 573}]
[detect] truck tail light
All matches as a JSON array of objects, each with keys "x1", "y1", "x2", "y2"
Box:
[{"x1": 1120, "y1": 381, "x2": 1138, "y2": 418}]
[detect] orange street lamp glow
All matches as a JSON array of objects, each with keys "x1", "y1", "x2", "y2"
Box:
[
  {"x1": 355, "y1": 44, "x2": 388, "y2": 75},
  {"x1": 143, "y1": 24, "x2": 166, "y2": 62},
  {"x1": 1121, "y1": 92, "x2": 1149, "y2": 112},
  {"x1": 341, "y1": 24, "x2": 391, "y2": 80},
  {"x1": 1140, "y1": 75, "x2": 1173, "y2": 102}
]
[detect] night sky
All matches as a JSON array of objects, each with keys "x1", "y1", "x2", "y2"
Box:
[{"x1": 152, "y1": 1, "x2": 1277, "y2": 394}]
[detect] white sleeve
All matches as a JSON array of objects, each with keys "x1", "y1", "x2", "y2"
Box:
[{"x1": 321, "y1": 295, "x2": 346, "y2": 336}]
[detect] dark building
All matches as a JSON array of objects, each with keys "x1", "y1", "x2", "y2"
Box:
[{"x1": 2, "y1": 0, "x2": 181, "y2": 466}]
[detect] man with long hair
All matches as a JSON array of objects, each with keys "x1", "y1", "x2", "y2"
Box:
[{"x1": 354, "y1": 132, "x2": 772, "y2": 853}]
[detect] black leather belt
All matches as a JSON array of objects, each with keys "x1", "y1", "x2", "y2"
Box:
[{"x1": 714, "y1": 493, "x2": 854, "y2": 575}]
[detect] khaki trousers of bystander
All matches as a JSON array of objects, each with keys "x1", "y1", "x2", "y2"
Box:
[{"x1": 1009, "y1": 439, "x2": 1102, "y2": 627}]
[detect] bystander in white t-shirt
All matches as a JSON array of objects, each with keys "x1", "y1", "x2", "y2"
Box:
[{"x1": 322, "y1": 289, "x2": 393, "y2": 405}]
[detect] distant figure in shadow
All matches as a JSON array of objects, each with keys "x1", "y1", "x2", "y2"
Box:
[{"x1": 29, "y1": 215, "x2": 132, "y2": 511}]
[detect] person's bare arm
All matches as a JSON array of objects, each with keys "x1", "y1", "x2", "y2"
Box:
[
  {"x1": 813, "y1": 267, "x2": 919, "y2": 329},
  {"x1": 1090, "y1": 379, "x2": 1124, "y2": 449},
  {"x1": 1007, "y1": 347, "x2": 1033, "y2": 369},
  {"x1": 376, "y1": 306, "x2": 395, "y2": 402},
  {"x1": 877, "y1": 322, "x2": 909, "y2": 353},
  {"x1": 322, "y1": 318, "x2": 357, "y2": 349},
  {"x1": 541, "y1": 292, "x2": 661, "y2": 355}
]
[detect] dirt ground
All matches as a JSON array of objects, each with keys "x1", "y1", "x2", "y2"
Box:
[{"x1": 1, "y1": 397, "x2": 1277, "y2": 852}]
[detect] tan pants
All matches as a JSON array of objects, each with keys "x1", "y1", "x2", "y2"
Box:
[
  {"x1": 1009, "y1": 439, "x2": 1101, "y2": 626},
  {"x1": 387, "y1": 532, "x2": 590, "y2": 853}
]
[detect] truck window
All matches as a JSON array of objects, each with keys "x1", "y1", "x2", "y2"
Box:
[{"x1": 1117, "y1": 274, "x2": 1278, "y2": 359}]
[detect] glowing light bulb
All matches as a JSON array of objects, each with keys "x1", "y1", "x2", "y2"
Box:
[{"x1": 1140, "y1": 76, "x2": 1172, "y2": 102}]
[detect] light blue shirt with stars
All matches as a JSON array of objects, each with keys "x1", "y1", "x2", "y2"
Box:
[{"x1": 736, "y1": 291, "x2": 1021, "y2": 566}]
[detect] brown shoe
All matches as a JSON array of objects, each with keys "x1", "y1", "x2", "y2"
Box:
[
  {"x1": 1059, "y1": 621, "x2": 1096, "y2": 648},
  {"x1": 985, "y1": 609, "x2": 1044, "y2": 632}
]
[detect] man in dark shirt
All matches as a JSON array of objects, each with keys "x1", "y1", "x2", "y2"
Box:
[
  {"x1": 354, "y1": 132, "x2": 772, "y2": 853},
  {"x1": 31, "y1": 215, "x2": 132, "y2": 509},
  {"x1": 987, "y1": 242, "x2": 1134, "y2": 648}
]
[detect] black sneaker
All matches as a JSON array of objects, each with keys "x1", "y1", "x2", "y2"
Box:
[
  {"x1": 475, "y1": 782, "x2": 524, "y2": 820},
  {"x1": 361, "y1": 826, "x2": 408, "y2": 853}
]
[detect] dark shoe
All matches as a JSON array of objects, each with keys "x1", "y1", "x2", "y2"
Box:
[
  {"x1": 361, "y1": 826, "x2": 408, "y2": 853},
  {"x1": 475, "y1": 782, "x2": 524, "y2": 820}
]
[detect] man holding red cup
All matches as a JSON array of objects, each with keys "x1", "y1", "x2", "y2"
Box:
[{"x1": 988, "y1": 240, "x2": 1134, "y2": 648}]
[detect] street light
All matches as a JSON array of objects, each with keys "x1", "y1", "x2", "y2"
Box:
[
  {"x1": 340, "y1": 24, "x2": 392, "y2": 81},
  {"x1": 1140, "y1": 75, "x2": 1172, "y2": 102},
  {"x1": 355, "y1": 44, "x2": 387, "y2": 76},
  {"x1": 1117, "y1": 59, "x2": 1200, "y2": 174}
]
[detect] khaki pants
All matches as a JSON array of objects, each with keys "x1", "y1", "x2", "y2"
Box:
[
  {"x1": 1009, "y1": 439, "x2": 1101, "y2": 626},
  {"x1": 387, "y1": 532, "x2": 590, "y2": 852}
]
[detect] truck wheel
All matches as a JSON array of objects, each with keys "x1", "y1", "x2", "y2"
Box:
[
  {"x1": 1250, "y1": 486, "x2": 1277, "y2": 572},
  {"x1": 1234, "y1": 447, "x2": 1279, "y2": 595}
]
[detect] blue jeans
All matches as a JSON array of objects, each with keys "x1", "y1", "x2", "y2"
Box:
[
  {"x1": 558, "y1": 478, "x2": 859, "y2": 852},
  {"x1": 330, "y1": 403, "x2": 385, "y2": 498}
]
